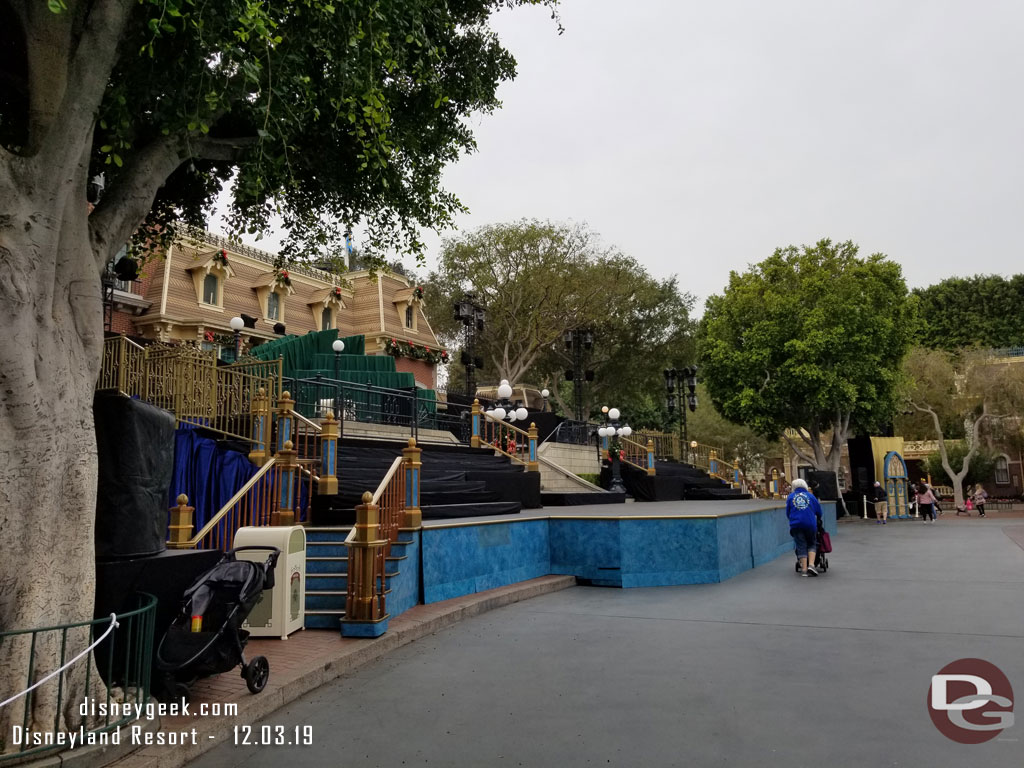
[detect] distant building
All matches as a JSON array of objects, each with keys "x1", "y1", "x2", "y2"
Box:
[{"x1": 106, "y1": 229, "x2": 441, "y2": 387}]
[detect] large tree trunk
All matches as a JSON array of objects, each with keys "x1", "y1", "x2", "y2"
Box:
[{"x1": 0, "y1": 158, "x2": 104, "y2": 742}]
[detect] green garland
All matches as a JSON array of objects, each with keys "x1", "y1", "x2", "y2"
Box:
[{"x1": 385, "y1": 337, "x2": 449, "y2": 365}]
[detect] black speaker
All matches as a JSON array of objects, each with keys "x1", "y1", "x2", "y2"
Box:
[
  {"x1": 94, "y1": 393, "x2": 175, "y2": 559},
  {"x1": 807, "y1": 470, "x2": 839, "y2": 501}
]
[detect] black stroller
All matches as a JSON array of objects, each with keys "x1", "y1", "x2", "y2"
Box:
[
  {"x1": 794, "y1": 522, "x2": 830, "y2": 574},
  {"x1": 157, "y1": 546, "x2": 280, "y2": 702}
]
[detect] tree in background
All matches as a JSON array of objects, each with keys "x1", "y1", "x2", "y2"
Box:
[
  {"x1": 913, "y1": 275, "x2": 1024, "y2": 351},
  {"x1": 423, "y1": 220, "x2": 695, "y2": 420},
  {"x1": 0, "y1": 0, "x2": 558, "y2": 732},
  {"x1": 700, "y1": 239, "x2": 914, "y2": 509},
  {"x1": 903, "y1": 347, "x2": 1024, "y2": 509},
  {"x1": 686, "y1": 383, "x2": 776, "y2": 476},
  {"x1": 924, "y1": 446, "x2": 996, "y2": 491}
]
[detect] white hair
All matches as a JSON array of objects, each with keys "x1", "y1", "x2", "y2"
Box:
[{"x1": 791, "y1": 478, "x2": 809, "y2": 491}]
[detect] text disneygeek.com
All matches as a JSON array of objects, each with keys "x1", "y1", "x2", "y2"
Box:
[{"x1": 6, "y1": 697, "x2": 316, "y2": 750}]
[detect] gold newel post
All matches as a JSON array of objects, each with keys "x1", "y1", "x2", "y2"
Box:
[
  {"x1": 248, "y1": 386, "x2": 269, "y2": 466},
  {"x1": 646, "y1": 439, "x2": 656, "y2": 476},
  {"x1": 167, "y1": 494, "x2": 194, "y2": 548},
  {"x1": 276, "y1": 390, "x2": 296, "y2": 453},
  {"x1": 471, "y1": 399, "x2": 482, "y2": 448},
  {"x1": 319, "y1": 411, "x2": 339, "y2": 495},
  {"x1": 402, "y1": 437, "x2": 422, "y2": 528},
  {"x1": 771, "y1": 468, "x2": 780, "y2": 499},
  {"x1": 275, "y1": 439, "x2": 298, "y2": 526},
  {"x1": 527, "y1": 422, "x2": 539, "y2": 472},
  {"x1": 346, "y1": 491, "x2": 386, "y2": 622}
]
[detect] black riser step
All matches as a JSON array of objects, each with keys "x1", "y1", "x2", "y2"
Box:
[{"x1": 421, "y1": 501, "x2": 521, "y2": 519}]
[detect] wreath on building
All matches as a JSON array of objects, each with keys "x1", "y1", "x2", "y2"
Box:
[
  {"x1": 275, "y1": 268, "x2": 292, "y2": 287},
  {"x1": 212, "y1": 249, "x2": 229, "y2": 267},
  {"x1": 385, "y1": 337, "x2": 449, "y2": 365},
  {"x1": 204, "y1": 331, "x2": 236, "y2": 347},
  {"x1": 412, "y1": 285, "x2": 425, "y2": 300}
]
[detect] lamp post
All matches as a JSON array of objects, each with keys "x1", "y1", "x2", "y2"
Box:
[
  {"x1": 332, "y1": 338, "x2": 346, "y2": 380},
  {"x1": 229, "y1": 315, "x2": 245, "y2": 361},
  {"x1": 485, "y1": 379, "x2": 528, "y2": 423},
  {"x1": 598, "y1": 407, "x2": 631, "y2": 494},
  {"x1": 665, "y1": 366, "x2": 698, "y2": 461},
  {"x1": 453, "y1": 293, "x2": 485, "y2": 397},
  {"x1": 541, "y1": 388, "x2": 550, "y2": 412},
  {"x1": 563, "y1": 329, "x2": 594, "y2": 422}
]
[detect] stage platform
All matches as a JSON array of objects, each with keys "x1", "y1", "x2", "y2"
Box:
[{"x1": 416, "y1": 499, "x2": 838, "y2": 602}]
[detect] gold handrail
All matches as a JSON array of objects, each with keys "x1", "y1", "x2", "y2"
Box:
[
  {"x1": 620, "y1": 436, "x2": 650, "y2": 473},
  {"x1": 372, "y1": 456, "x2": 405, "y2": 506},
  {"x1": 345, "y1": 455, "x2": 405, "y2": 622},
  {"x1": 170, "y1": 457, "x2": 278, "y2": 550},
  {"x1": 481, "y1": 413, "x2": 531, "y2": 465}
]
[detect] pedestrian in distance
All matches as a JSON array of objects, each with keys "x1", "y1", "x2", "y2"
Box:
[
  {"x1": 972, "y1": 484, "x2": 988, "y2": 517},
  {"x1": 917, "y1": 482, "x2": 938, "y2": 524},
  {"x1": 872, "y1": 480, "x2": 888, "y2": 524},
  {"x1": 787, "y1": 478, "x2": 823, "y2": 577}
]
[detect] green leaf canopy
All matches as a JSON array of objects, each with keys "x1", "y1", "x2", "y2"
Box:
[{"x1": 699, "y1": 239, "x2": 914, "y2": 465}]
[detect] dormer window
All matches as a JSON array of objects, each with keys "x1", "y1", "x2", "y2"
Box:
[
  {"x1": 405, "y1": 305, "x2": 414, "y2": 328},
  {"x1": 187, "y1": 250, "x2": 234, "y2": 308},
  {"x1": 267, "y1": 291, "x2": 281, "y2": 321},
  {"x1": 202, "y1": 274, "x2": 219, "y2": 305},
  {"x1": 322, "y1": 306, "x2": 333, "y2": 330}
]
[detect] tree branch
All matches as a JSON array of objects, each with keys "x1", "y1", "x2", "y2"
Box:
[
  {"x1": 782, "y1": 433, "x2": 817, "y2": 468},
  {"x1": 189, "y1": 136, "x2": 258, "y2": 163},
  {"x1": 43, "y1": 0, "x2": 132, "y2": 167},
  {"x1": 87, "y1": 134, "x2": 185, "y2": 267}
]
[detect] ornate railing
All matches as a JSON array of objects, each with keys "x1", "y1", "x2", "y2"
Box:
[
  {"x1": 0, "y1": 594, "x2": 157, "y2": 764},
  {"x1": 97, "y1": 335, "x2": 146, "y2": 395},
  {"x1": 168, "y1": 458, "x2": 279, "y2": 550},
  {"x1": 477, "y1": 411, "x2": 538, "y2": 470},
  {"x1": 97, "y1": 337, "x2": 279, "y2": 445},
  {"x1": 620, "y1": 436, "x2": 655, "y2": 475},
  {"x1": 343, "y1": 440, "x2": 422, "y2": 630},
  {"x1": 708, "y1": 451, "x2": 744, "y2": 489}
]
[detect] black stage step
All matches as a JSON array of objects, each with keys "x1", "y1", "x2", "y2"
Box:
[
  {"x1": 421, "y1": 501, "x2": 522, "y2": 519},
  {"x1": 310, "y1": 438, "x2": 536, "y2": 524},
  {"x1": 541, "y1": 491, "x2": 627, "y2": 506}
]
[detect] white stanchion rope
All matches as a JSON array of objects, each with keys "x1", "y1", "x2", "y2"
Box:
[{"x1": 0, "y1": 614, "x2": 120, "y2": 709}]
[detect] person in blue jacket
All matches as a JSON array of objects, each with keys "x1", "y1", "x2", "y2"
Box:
[{"x1": 787, "y1": 478, "x2": 823, "y2": 577}]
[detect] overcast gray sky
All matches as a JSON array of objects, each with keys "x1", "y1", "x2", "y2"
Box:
[{"x1": 223, "y1": 0, "x2": 1024, "y2": 310}]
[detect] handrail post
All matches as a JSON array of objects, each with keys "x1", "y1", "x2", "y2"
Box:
[
  {"x1": 275, "y1": 440, "x2": 298, "y2": 526},
  {"x1": 319, "y1": 411, "x2": 339, "y2": 495},
  {"x1": 709, "y1": 449, "x2": 718, "y2": 477},
  {"x1": 471, "y1": 399, "x2": 481, "y2": 448},
  {"x1": 646, "y1": 439, "x2": 656, "y2": 476},
  {"x1": 527, "y1": 423, "x2": 539, "y2": 472},
  {"x1": 402, "y1": 438, "x2": 423, "y2": 527},
  {"x1": 771, "y1": 468, "x2": 780, "y2": 499},
  {"x1": 117, "y1": 336, "x2": 128, "y2": 394},
  {"x1": 167, "y1": 494, "x2": 194, "y2": 548},
  {"x1": 248, "y1": 386, "x2": 270, "y2": 466},
  {"x1": 342, "y1": 492, "x2": 389, "y2": 637},
  {"x1": 276, "y1": 390, "x2": 296, "y2": 455}
]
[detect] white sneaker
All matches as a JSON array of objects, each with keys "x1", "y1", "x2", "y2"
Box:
[{"x1": 805, "y1": 566, "x2": 819, "y2": 577}]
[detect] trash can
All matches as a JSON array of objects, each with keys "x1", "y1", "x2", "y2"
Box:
[{"x1": 234, "y1": 526, "x2": 306, "y2": 639}]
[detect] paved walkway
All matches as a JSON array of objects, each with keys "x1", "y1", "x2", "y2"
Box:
[{"x1": 180, "y1": 516, "x2": 1024, "y2": 768}]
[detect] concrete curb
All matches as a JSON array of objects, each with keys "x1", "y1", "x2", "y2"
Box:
[{"x1": 100, "y1": 575, "x2": 575, "y2": 768}]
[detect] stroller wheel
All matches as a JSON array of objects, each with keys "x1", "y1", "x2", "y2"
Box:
[{"x1": 244, "y1": 655, "x2": 270, "y2": 694}]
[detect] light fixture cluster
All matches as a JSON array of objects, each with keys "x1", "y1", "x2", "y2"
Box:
[{"x1": 485, "y1": 379, "x2": 529, "y2": 422}]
